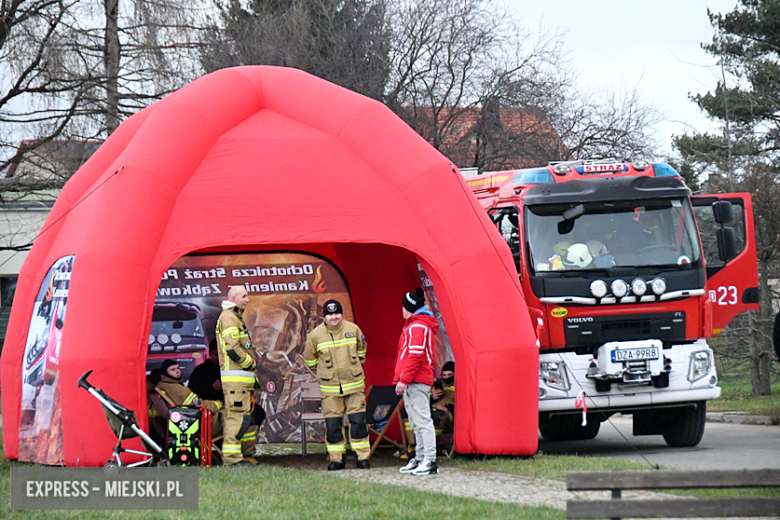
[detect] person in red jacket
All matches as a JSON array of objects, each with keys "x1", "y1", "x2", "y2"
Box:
[{"x1": 394, "y1": 287, "x2": 439, "y2": 476}]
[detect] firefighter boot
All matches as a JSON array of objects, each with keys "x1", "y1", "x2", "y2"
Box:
[{"x1": 328, "y1": 455, "x2": 346, "y2": 471}]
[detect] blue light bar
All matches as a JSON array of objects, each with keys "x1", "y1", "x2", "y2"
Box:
[
  {"x1": 651, "y1": 163, "x2": 681, "y2": 177},
  {"x1": 511, "y1": 168, "x2": 555, "y2": 186}
]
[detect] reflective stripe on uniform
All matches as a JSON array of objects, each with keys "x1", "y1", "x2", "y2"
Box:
[
  {"x1": 217, "y1": 319, "x2": 231, "y2": 371},
  {"x1": 221, "y1": 370, "x2": 256, "y2": 385},
  {"x1": 357, "y1": 349, "x2": 366, "y2": 357},
  {"x1": 404, "y1": 421, "x2": 413, "y2": 431},
  {"x1": 239, "y1": 355, "x2": 253, "y2": 369},
  {"x1": 326, "y1": 444, "x2": 347, "y2": 452},
  {"x1": 341, "y1": 379, "x2": 364, "y2": 392},
  {"x1": 222, "y1": 326, "x2": 239, "y2": 338},
  {"x1": 305, "y1": 359, "x2": 318, "y2": 367},
  {"x1": 241, "y1": 431, "x2": 257, "y2": 442},
  {"x1": 319, "y1": 383, "x2": 342, "y2": 395},
  {"x1": 316, "y1": 338, "x2": 357, "y2": 352},
  {"x1": 223, "y1": 444, "x2": 241, "y2": 453},
  {"x1": 183, "y1": 393, "x2": 197, "y2": 405},
  {"x1": 350, "y1": 440, "x2": 370, "y2": 450},
  {"x1": 320, "y1": 377, "x2": 364, "y2": 394}
]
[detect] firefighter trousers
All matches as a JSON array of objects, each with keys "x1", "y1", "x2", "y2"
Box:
[
  {"x1": 222, "y1": 383, "x2": 258, "y2": 465},
  {"x1": 400, "y1": 407, "x2": 416, "y2": 449},
  {"x1": 322, "y1": 391, "x2": 369, "y2": 461}
]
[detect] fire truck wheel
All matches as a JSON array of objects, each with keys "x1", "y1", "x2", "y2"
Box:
[
  {"x1": 661, "y1": 401, "x2": 706, "y2": 447},
  {"x1": 539, "y1": 415, "x2": 578, "y2": 441},
  {"x1": 573, "y1": 420, "x2": 600, "y2": 440}
]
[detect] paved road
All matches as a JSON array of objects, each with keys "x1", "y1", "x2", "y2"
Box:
[{"x1": 539, "y1": 415, "x2": 780, "y2": 471}]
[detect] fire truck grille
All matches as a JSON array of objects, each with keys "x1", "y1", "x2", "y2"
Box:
[
  {"x1": 562, "y1": 312, "x2": 685, "y2": 349},
  {"x1": 602, "y1": 320, "x2": 651, "y2": 340}
]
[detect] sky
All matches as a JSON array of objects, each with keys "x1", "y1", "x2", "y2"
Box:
[{"x1": 507, "y1": 0, "x2": 741, "y2": 156}]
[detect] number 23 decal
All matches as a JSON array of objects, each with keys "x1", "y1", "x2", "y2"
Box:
[{"x1": 709, "y1": 286, "x2": 738, "y2": 305}]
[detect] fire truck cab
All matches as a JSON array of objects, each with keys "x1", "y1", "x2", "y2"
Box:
[{"x1": 467, "y1": 160, "x2": 759, "y2": 446}]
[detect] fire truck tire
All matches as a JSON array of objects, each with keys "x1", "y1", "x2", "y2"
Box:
[
  {"x1": 662, "y1": 401, "x2": 706, "y2": 447},
  {"x1": 539, "y1": 415, "x2": 578, "y2": 441},
  {"x1": 573, "y1": 420, "x2": 600, "y2": 440}
]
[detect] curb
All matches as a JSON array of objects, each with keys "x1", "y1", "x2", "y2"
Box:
[{"x1": 706, "y1": 412, "x2": 778, "y2": 426}]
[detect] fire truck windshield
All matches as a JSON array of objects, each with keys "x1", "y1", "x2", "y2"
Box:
[
  {"x1": 525, "y1": 198, "x2": 702, "y2": 272},
  {"x1": 150, "y1": 305, "x2": 205, "y2": 339}
]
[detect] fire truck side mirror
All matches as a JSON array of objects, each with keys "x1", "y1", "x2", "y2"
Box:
[
  {"x1": 717, "y1": 226, "x2": 738, "y2": 262},
  {"x1": 712, "y1": 200, "x2": 733, "y2": 224}
]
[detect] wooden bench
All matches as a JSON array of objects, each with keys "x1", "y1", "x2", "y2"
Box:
[{"x1": 567, "y1": 469, "x2": 780, "y2": 519}]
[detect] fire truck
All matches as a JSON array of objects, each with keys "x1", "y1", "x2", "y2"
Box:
[{"x1": 467, "y1": 160, "x2": 759, "y2": 446}]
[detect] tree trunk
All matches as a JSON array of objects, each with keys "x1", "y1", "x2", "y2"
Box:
[
  {"x1": 104, "y1": 0, "x2": 120, "y2": 134},
  {"x1": 751, "y1": 257, "x2": 772, "y2": 396}
]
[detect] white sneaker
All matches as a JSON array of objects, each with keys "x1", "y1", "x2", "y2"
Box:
[
  {"x1": 399, "y1": 459, "x2": 420, "y2": 474},
  {"x1": 412, "y1": 460, "x2": 438, "y2": 475}
]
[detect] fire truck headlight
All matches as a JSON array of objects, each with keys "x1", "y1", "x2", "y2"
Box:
[
  {"x1": 688, "y1": 350, "x2": 713, "y2": 382},
  {"x1": 651, "y1": 277, "x2": 667, "y2": 295},
  {"x1": 171, "y1": 334, "x2": 182, "y2": 344},
  {"x1": 540, "y1": 361, "x2": 571, "y2": 391},
  {"x1": 157, "y1": 333, "x2": 169, "y2": 345},
  {"x1": 611, "y1": 279, "x2": 628, "y2": 298},
  {"x1": 631, "y1": 278, "x2": 647, "y2": 296},
  {"x1": 590, "y1": 280, "x2": 608, "y2": 298}
]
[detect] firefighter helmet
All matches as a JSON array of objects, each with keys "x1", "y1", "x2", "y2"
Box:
[
  {"x1": 586, "y1": 240, "x2": 608, "y2": 257},
  {"x1": 563, "y1": 243, "x2": 593, "y2": 268}
]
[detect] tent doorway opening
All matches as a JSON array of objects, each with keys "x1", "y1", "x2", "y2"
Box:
[{"x1": 146, "y1": 244, "x2": 454, "y2": 446}]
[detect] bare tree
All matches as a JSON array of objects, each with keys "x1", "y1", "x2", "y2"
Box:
[
  {"x1": 551, "y1": 85, "x2": 662, "y2": 161},
  {"x1": 1, "y1": 0, "x2": 209, "y2": 176},
  {"x1": 383, "y1": 0, "x2": 660, "y2": 171},
  {"x1": 0, "y1": 0, "x2": 99, "y2": 176},
  {"x1": 383, "y1": 0, "x2": 564, "y2": 169}
]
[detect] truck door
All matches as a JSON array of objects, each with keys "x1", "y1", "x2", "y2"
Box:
[{"x1": 692, "y1": 193, "x2": 759, "y2": 335}]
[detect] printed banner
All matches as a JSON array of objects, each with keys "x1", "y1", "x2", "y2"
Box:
[
  {"x1": 418, "y1": 262, "x2": 454, "y2": 373},
  {"x1": 150, "y1": 252, "x2": 353, "y2": 444},
  {"x1": 19, "y1": 255, "x2": 74, "y2": 464}
]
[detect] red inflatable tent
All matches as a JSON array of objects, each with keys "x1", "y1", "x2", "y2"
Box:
[{"x1": 1, "y1": 66, "x2": 538, "y2": 465}]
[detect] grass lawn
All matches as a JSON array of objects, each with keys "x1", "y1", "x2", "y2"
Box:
[
  {"x1": 0, "y1": 430, "x2": 565, "y2": 520},
  {"x1": 444, "y1": 453, "x2": 651, "y2": 481},
  {"x1": 2, "y1": 432, "x2": 780, "y2": 518},
  {"x1": 709, "y1": 371, "x2": 780, "y2": 420}
]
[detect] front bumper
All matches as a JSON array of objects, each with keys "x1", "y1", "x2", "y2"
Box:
[{"x1": 539, "y1": 339, "x2": 720, "y2": 412}]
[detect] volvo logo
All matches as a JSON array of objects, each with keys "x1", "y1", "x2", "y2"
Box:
[{"x1": 567, "y1": 317, "x2": 594, "y2": 323}]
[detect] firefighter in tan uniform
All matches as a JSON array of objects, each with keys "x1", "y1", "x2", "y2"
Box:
[
  {"x1": 156, "y1": 360, "x2": 224, "y2": 437},
  {"x1": 216, "y1": 286, "x2": 259, "y2": 466},
  {"x1": 431, "y1": 361, "x2": 455, "y2": 440},
  {"x1": 304, "y1": 299, "x2": 370, "y2": 470}
]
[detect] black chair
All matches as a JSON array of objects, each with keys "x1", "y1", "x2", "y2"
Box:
[{"x1": 364, "y1": 385, "x2": 406, "y2": 458}]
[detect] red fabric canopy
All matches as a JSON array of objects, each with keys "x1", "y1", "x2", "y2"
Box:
[{"x1": 1, "y1": 66, "x2": 538, "y2": 465}]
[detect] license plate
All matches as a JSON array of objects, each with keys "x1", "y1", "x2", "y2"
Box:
[{"x1": 611, "y1": 347, "x2": 659, "y2": 362}]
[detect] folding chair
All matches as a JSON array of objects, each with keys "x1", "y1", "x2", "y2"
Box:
[
  {"x1": 365, "y1": 385, "x2": 407, "y2": 458},
  {"x1": 300, "y1": 381, "x2": 325, "y2": 456}
]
